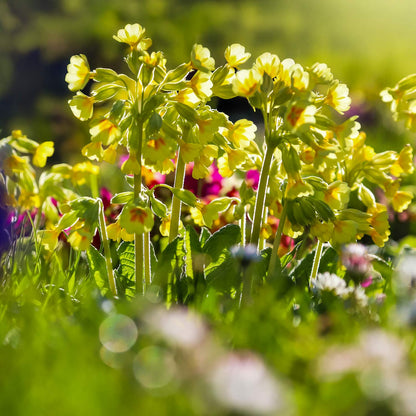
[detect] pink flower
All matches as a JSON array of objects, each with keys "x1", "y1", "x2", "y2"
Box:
[{"x1": 246, "y1": 170, "x2": 259, "y2": 191}]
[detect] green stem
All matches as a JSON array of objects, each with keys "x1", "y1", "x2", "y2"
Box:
[
  {"x1": 169, "y1": 146, "x2": 186, "y2": 243},
  {"x1": 239, "y1": 266, "x2": 252, "y2": 307},
  {"x1": 98, "y1": 200, "x2": 117, "y2": 296},
  {"x1": 134, "y1": 120, "x2": 144, "y2": 295},
  {"x1": 240, "y1": 211, "x2": 246, "y2": 246},
  {"x1": 144, "y1": 231, "x2": 151, "y2": 287},
  {"x1": 250, "y1": 145, "x2": 274, "y2": 248},
  {"x1": 267, "y1": 204, "x2": 288, "y2": 279},
  {"x1": 310, "y1": 239, "x2": 324, "y2": 284}
]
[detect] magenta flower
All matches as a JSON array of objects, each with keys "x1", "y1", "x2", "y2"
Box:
[{"x1": 246, "y1": 170, "x2": 260, "y2": 191}]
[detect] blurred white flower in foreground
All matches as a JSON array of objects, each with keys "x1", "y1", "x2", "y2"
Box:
[
  {"x1": 144, "y1": 306, "x2": 208, "y2": 349},
  {"x1": 311, "y1": 272, "x2": 349, "y2": 296},
  {"x1": 208, "y1": 352, "x2": 286, "y2": 415}
]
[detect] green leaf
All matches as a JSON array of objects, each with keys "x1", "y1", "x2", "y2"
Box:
[
  {"x1": 203, "y1": 224, "x2": 240, "y2": 265},
  {"x1": 199, "y1": 227, "x2": 211, "y2": 246},
  {"x1": 116, "y1": 241, "x2": 135, "y2": 281},
  {"x1": 86, "y1": 246, "x2": 109, "y2": 295},
  {"x1": 69, "y1": 197, "x2": 100, "y2": 225},
  {"x1": 115, "y1": 241, "x2": 136, "y2": 298},
  {"x1": 205, "y1": 255, "x2": 240, "y2": 292},
  {"x1": 153, "y1": 237, "x2": 181, "y2": 289}
]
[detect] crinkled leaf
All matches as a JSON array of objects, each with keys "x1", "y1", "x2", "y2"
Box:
[{"x1": 86, "y1": 245, "x2": 109, "y2": 296}]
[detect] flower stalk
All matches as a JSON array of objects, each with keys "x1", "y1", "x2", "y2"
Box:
[
  {"x1": 310, "y1": 239, "x2": 324, "y2": 284},
  {"x1": 169, "y1": 146, "x2": 186, "y2": 243},
  {"x1": 267, "y1": 203, "x2": 287, "y2": 279},
  {"x1": 250, "y1": 144, "x2": 274, "y2": 248},
  {"x1": 133, "y1": 120, "x2": 144, "y2": 294},
  {"x1": 98, "y1": 200, "x2": 117, "y2": 296}
]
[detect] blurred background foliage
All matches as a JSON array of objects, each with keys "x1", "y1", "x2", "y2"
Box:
[{"x1": 1, "y1": 0, "x2": 416, "y2": 160}]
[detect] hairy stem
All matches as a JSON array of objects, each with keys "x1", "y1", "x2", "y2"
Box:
[
  {"x1": 144, "y1": 231, "x2": 151, "y2": 287},
  {"x1": 267, "y1": 203, "x2": 287, "y2": 279},
  {"x1": 98, "y1": 201, "x2": 117, "y2": 296},
  {"x1": 250, "y1": 145, "x2": 274, "y2": 248},
  {"x1": 134, "y1": 120, "x2": 144, "y2": 295},
  {"x1": 169, "y1": 146, "x2": 186, "y2": 243},
  {"x1": 310, "y1": 239, "x2": 324, "y2": 284}
]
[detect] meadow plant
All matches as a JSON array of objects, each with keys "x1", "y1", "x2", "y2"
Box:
[{"x1": 1, "y1": 23, "x2": 414, "y2": 307}]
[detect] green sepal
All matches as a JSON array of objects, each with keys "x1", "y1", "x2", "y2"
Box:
[
  {"x1": 149, "y1": 193, "x2": 168, "y2": 218},
  {"x1": 94, "y1": 68, "x2": 120, "y2": 83},
  {"x1": 211, "y1": 66, "x2": 230, "y2": 86},
  {"x1": 201, "y1": 197, "x2": 235, "y2": 228},
  {"x1": 93, "y1": 84, "x2": 122, "y2": 102},
  {"x1": 170, "y1": 188, "x2": 197, "y2": 207},
  {"x1": 119, "y1": 204, "x2": 154, "y2": 234},
  {"x1": 111, "y1": 191, "x2": 134, "y2": 204},
  {"x1": 163, "y1": 63, "x2": 190, "y2": 84},
  {"x1": 174, "y1": 102, "x2": 198, "y2": 124}
]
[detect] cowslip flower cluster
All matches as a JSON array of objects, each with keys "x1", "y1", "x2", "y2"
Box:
[{"x1": 2, "y1": 22, "x2": 413, "y2": 301}]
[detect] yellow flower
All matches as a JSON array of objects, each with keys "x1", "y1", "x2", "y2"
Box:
[
  {"x1": 310, "y1": 62, "x2": 333, "y2": 83},
  {"x1": 191, "y1": 44, "x2": 215, "y2": 72},
  {"x1": 113, "y1": 23, "x2": 149, "y2": 50},
  {"x1": 81, "y1": 141, "x2": 104, "y2": 161},
  {"x1": 107, "y1": 221, "x2": 134, "y2": 242},
  {"x1": 224, "y1": 44, "x2": 251, "y2": 68},
  {"x1": 232, "y1": 69, "x2": 262, "y2": 97},
  {"x1": 324, "y1": 181, "x2": 350, "y2": 210},
  {"x1": 286, "y1": 105, "x2": 316, "y2": 129},
  {"x1": 68, "y1": 92, "x2": 95, "y2": 121},
  {"x1": 192, "y1": 145, "x2": 218, "y2": 179},
  {"x1": 392, "y1": 190, "x2": 413, "y2": 213},
  {"x1": 89, "y1": 119, "x2": 121, "y2": 146},
  {"x1": 180, "y1": 142, "x2": 202, "y2": 164},
  {"x1": 331, "y1": 219, "x2": 359, "y2": 245},
  {"x1": 38, "y1": 229, "x2": 60, "y2": 251},
  {"x1": 103, "y1": 144, "x2": 118, "y2": 164},
  {"x1": 71, "y1": 161, "x2": 99, "y2": 185},
  {"x1": 254, "y1": 52, "x2": 280, "y2": 79},
  {"x1": 33, "y1": 141, "x2": 54, "y2": 167},
  {"x1": 3, "y1": 155, "x2": 28, "y2": 176},
  {"x1": 217, "y1": 148, "x2": 248, "y2": 177},
  {"x1": 189, "y1": 71, "x2": 213, "y2": 100},
  {"x1": 278, "y1": 58, "x2": 296, "y2": 86},
  {"x1": 119, "y1": 204, "x2": 154, "y2": 235},
  {"x1": 121, "y1": 154, "x2": 142, "y2": 175},
  {"x1": 174, "y1": 88, "x2": 200, "y2": 108},
  {"x1": 367, "y1": 203, "x2": 390, "y2": 247},
  {"x1": 223, "y1": 119, "x2": 257, "y2": 149},
  {"x1": 285, "y1": 177, "x2": 314, "y2": 200},
  {"x1": 17, "y1": 189, "x2": 41, "y2": 210},
  {"x1": 290, "y1": 64, "x2": 310, "y2": 91},
  {"x1": 68, "y1": 227, "x2": 93, "y2": 251},
  {"x1": 390, "y1": 144, "x2": 414, "y2": 177},
  {"x1": 325, "y1": 81, "x2": 351, "y2": 114},
  {"x1": 310, "y1": 221, "x2": 334, "y2": 243},
  {"x1": 141, "y1": 51, "x2": 166, "y2": 68},
  {"x1": 65, "y1": 54, "x2": 91, "y2": 92},
  {"x1": 143, "y1": 135, "x2": 177, "y2": 173}
]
